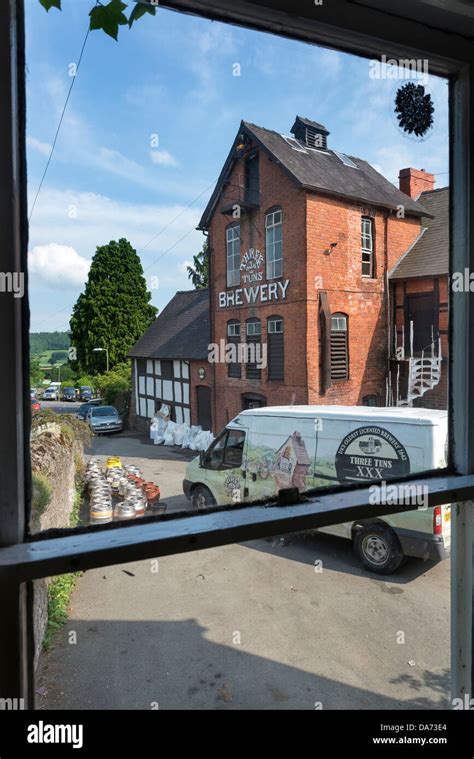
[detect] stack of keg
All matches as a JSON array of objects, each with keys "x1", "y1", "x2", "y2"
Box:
[
  {"x1": 85, "y1": 457, "x2": 164, "y2": 525},
  {"x1": 86, "y1": 458, "x2": 113, "y2": 524}
]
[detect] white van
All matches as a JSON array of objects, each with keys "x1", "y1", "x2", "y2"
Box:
[{"x1": 183, "y1": 406, "x2": 450, "y2": 573}]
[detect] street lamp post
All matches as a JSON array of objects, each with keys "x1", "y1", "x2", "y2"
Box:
[{"x1": 93, "y1": 347, "x2": 109, "y2": 372}]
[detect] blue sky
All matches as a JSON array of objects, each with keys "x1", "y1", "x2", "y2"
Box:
[{"x1": 26, "y1": 0, "x2": 449, "y2": 333}]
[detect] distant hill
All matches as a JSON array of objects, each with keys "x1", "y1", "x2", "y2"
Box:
[{"x1": 30, "y1": 331, "x2": 70, "y2": 356}]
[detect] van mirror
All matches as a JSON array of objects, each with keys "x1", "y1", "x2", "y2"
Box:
[{"x1": 199, "y1": 450, "x2": 205, "y2": 468}]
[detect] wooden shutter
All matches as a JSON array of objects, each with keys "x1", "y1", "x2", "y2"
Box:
[
  {"x1": 330, "y1": 316, "x2": 348, "y2": 380},
  {"x1": 268, "y1": 318, "x2": 284, "y2": 380},
  {"x1": 318, "y1": 291, "x2": 332, "y2": 393}
]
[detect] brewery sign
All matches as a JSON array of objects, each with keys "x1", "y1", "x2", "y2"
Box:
[
  {"x1": 240, "y1": 248, "x2": 264, "y2": 284},
  {"x1": 218, "y1": 247, "x2": 289, "y2": 309}
]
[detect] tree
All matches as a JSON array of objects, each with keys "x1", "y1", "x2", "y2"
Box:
[
  {"x1": 30, "y1": 358, "x2": 44, "y2": 389},
  {"x1": 186, "y1": 239, "x2": 209, "y2": 289},
  {"x1": 38, "y1": 1, "x2": 157, "y2": 40},
  {"x1": 94, "y1": 362, "x2": 132, "y2": 403},
  {"x1": 70, "y1": 238, "x2": 157, "y2": 373},
  {"x1": 50, "y1": 350, "x2": 68, "y2": 364}
]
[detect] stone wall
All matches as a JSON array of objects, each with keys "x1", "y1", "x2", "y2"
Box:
[{"x1": 30, "y1": 424, "x2": 83, "y2": 669}]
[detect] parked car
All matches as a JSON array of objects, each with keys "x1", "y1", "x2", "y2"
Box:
[
  {"x1": 30, "y1": 388, "x2": 37, "y2": 399},
  {"x1": 31, "y1": 398, "x2": 41, "y2": 415},
  {"x1": 62, "y1": 386, "x2": 76, "y2": 402},
  {"x1": 183, "y1": 405, "x2": 450, "y2": 574},
  {"x1": 80, "y1": 385, "x2": 94, "y2": 401},
  {"x1": 42, "y1": 386, "x2": 59, "y2": 401},
  {"x1": 77, "y1": 399, "x2": 103, "y2": 420},
  {"x1": 87, "y1": 405, "x2": 123, "y2": 435}
]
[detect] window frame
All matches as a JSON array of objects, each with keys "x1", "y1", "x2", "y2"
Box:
[
  {"x1": 361, "y1": 216, "x2": 374, "y2": 278},
  {"x1": 226, "y1": 222, "x2": 241, "y2": 287},
  {"x1": 2, "y1": 0, "x2": 474, "y2": 706},
  {"x1": 245, "y1": 317, "x2": 262, "y2": 379},
  {"x1": 265, "y1": 207, "x2": 283, "y2": 280},
  {"x1": 227, "y1": 319, "x2": 241, "y2": 378}
]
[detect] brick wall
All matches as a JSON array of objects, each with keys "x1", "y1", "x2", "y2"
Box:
[
  {"x1": 208, "y1": 142, "x2": 424, "y2": 431},
  {"x1": 209, "y1": 150, "x2": 309, "y2": 431}
]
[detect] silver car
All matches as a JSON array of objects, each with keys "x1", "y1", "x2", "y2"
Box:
[
  {"x1": 43, "y1": 387, "x2": 59, "y2": 400},
  {"x1": 87, "y1": 405, "x2": 123, "y2": 435}
]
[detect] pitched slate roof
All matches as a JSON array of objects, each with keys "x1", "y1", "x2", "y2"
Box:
[
  {"x1": 128, "y1": 289, "x2": 210, "y2": 360},
  {"x1": 390, "y1": 187, "x2": 449, "y2": 280},
  {"x1": 198, "y1": 119, "x2": 431, "y2": 229}
]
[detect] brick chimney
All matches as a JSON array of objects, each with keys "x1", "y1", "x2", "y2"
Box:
[{"x1": 399, "y1": 167, "x2": 435, "y2": 199}]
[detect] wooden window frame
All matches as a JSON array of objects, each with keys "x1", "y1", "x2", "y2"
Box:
[
  {"x1": 226, "y1": 222, "x2": 240, "y2": 288},
  {"x1": 227, "y1": 319, "x2": 241, "y2": 378},
  {"x1": 2, "y1": 0, "x2": 474, "y2": 706},
  {"x1": 265, "y1": 207, "x2": 283, "y2": 280},
  {"x1": 361, "y1": 216, "x2": 374, "y2": 278}
]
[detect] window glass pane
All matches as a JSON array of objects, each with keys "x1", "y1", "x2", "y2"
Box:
[{"x1": 25, "y1": 0, "x2": 452, "y2": 718}]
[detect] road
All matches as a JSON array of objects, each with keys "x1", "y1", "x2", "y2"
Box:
[{"x1": 36, "y1": 432, "x2": 450, "y2": 710}]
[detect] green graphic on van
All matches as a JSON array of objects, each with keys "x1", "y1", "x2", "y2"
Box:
[{"x1": 335, "y1": 426, "x2": 410, "y2": 482}]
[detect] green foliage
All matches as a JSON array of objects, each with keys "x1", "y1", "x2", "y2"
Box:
[
  {"x1": 39, "y1": 0, "x2": 61, "y2": 10},
  {"x1": 43, "y1": 571, "x2": 80, "y2": 650},
  {"x1": 90, "y1": 0, "x2": 128, "y2": 41},
  {"x1": 39, "y1": 1, "x2": 157, "y2": 39},
  {"x1": 70, "y1": 238, "x2": 157, "y2": 373},
  {"x1": 30, "y1": 331, "x2": 70, "y2": 356},
  {"x1": 50, "y1": 350, "x2": 68, "y2": 364},
  {"x1": 30, "y1": 358, "x2": 44, "y2": 389},
  {"x1": 186, "y1": 238, "x2": 209, "y2": 289},
  {"x1": 129, "y1": 1, "x2": 156, "y2": 27},
  {"x1": 31, "y1": 472, "x2": 53, "y2": 531},
  {"x1": 94, "y1": 361, "x2": 132, "y2": 404},
  {"x1": 76, "y1": 375, "x2": 95, "y2": 391}
]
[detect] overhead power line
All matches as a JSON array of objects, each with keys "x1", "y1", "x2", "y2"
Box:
[{"x1": 28, "y1": 21, "x2": 92, "y2": 222}]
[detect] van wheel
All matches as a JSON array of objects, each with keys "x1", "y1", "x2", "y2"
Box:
[
  {"x1": 353, "y1": 524, "x2": 404, "y2": 574},
  {"x1": 192, "y1": 485, "x2": 216, "y2": 511}
]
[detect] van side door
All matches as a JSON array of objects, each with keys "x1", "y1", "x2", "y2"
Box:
[{"x1": 202, "y1": 427, "x2": 248, "y2": 506}]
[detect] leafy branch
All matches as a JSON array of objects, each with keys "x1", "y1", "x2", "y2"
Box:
[{"x1": 39, "y1": 0, "x2": 157, "y2": 40}]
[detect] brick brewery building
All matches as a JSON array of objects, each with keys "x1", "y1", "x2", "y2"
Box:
[{"x1": 130, "y1": 115, "x2": 445, "y2": 434}]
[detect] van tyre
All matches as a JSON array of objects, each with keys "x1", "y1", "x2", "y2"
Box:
[
  {"x1": 354, "y1": 523, "x2": 404, "y2": 574},
  {"x1": 192, "y1": 485, "x2": 216, "y2": 511}
]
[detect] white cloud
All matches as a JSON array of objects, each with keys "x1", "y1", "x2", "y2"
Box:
[
  {"x1": 150, "y1": 149, "x2": 178, "y2": 167},
  {"x1": 27, "y1": 135, "x2": 52, "y2": 157},
  {"x1": 28, "y1": 243, "x2": 91, "y2": 289}
]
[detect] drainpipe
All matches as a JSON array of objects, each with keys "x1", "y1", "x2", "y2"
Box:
[
  {"x1": 205, "y1": 229, "x2": 216, "y2": 433},
  {"x1": 384, "y1": 210, "x2": 391, "y2": 405}
]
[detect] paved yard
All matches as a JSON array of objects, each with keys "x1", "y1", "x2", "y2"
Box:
[{"x1": 36, "y1": 433, "x2": 450, "y2": 710}]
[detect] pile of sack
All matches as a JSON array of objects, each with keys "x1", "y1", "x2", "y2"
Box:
[{"x1": 150, "y1": 416, "x2": 214, "y2": 451}]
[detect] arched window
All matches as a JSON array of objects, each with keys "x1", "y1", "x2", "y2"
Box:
[
  {"x1": 226, "y1": 222, "x2": 240, "y2": 287},
  {"x1": 227, "y1": 319, "x2": 241, "y2": 378},
  {"x1": 265, "y1": 207, "x2": 282, "y2": 279},
  {"x1": 330, "y1": 313, "x2": 349, "y2": 380},
  {"x1": 246, "y1": 318, "x2": 261, "y2": 379},
  {"x1": 267, "y1": 315, "x2": 284, "y2": 381}
]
